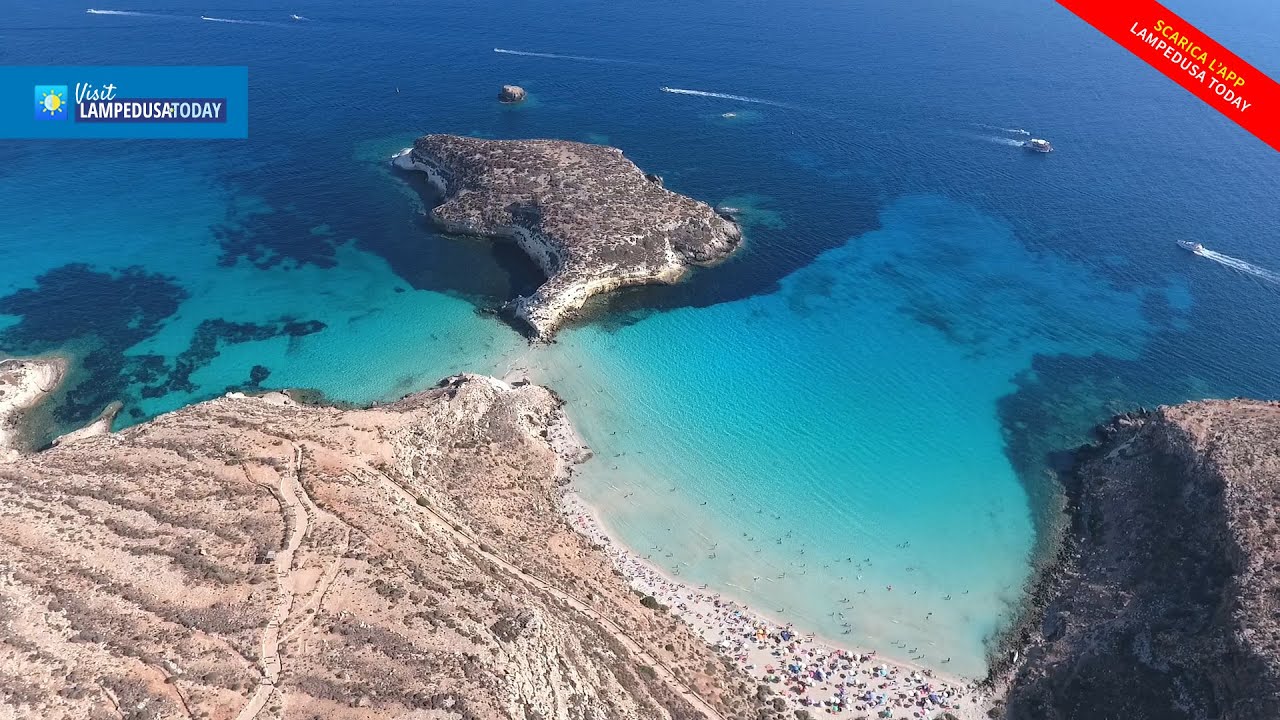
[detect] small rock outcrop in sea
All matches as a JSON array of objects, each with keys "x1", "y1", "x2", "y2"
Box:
[
  {"x1": 1000, "y1": 399, "x2": 1280, "y2": 720},
  {"x1": 497, "y1": 84, "x2": 527, "y2": 103},
  {"x1": 393, "y1": 134, "x2": 743, "y2": 340}
]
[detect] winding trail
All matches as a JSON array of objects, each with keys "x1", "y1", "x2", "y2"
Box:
[
  {"x1": 230, "y1": 441, "x2": 724, "y2": 720},
  {"x1": 282, "y1": 446, "x2": 352, "y2": 646},
  {"x1": 363, "y1": 465, "x2": 728, "y2": 720},
  {"x1": 234, "y1": 446, "x2": 322, "y2": 720}
]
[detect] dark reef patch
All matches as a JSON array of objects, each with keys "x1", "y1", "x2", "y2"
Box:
[
  {"x1": 249, "y1": 364, "x2": 271, "y2": 386},
  {"x1": 212, "y1": 199, "x2": 341, "y2": 271},
  {"x1": 0, "y1": 264, "x2": 328, "y2": 427},
  {"x1": 139, "y1": 318, "x2": 327, "y2": 398},
  {"x1": 0, "y1": 264, "x2": 187, "y2": 424}
]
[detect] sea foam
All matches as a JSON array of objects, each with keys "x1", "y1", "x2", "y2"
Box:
[{"x1": 660, "y1": 86, "x2": 795, "y2": 109}]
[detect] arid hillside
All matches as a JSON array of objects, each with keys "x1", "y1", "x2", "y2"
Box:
[
  {"x1": 1002, "y1": 400, "x2": 1280, "y2": 720},
  {"x1": 0, "y1": 375, "x2": 769, "y2": 720}
]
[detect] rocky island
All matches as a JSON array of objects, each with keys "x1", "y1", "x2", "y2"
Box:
[
  {"x1": 497, "y1": 85, "x2": 526, "y2": 104},
  {"x1": 393, "y1": 135, "x2": 742, "y2": 340},
  {"x1": 999, "y1": 399, "x2": 1280, "y2": 719}
]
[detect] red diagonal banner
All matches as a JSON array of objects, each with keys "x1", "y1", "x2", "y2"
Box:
[{"x1": 1058, "y1": 0, "x2": 1280, "y2": 152}]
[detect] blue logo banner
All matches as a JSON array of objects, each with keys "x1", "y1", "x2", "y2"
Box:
[{"x1": 2, "y1": 66, "x2": 247, "y2": 139}]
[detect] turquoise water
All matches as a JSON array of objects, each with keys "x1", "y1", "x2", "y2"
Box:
[
  {"x1": 526, "y1": 194, "x2": 1162, "y2": 676},
  {"x1": 3, "y1": 0, "x2": 1280, "y2": 676}
]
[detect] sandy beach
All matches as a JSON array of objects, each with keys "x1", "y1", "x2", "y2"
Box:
[
  {"x1": 519, "y1": 359, "x2": 995, "y2": 717},
  {"x1": 557, "y1": 488, "x2": 994, "y2": 719},
  {"x1": 558, "y1": 481, "x2": 988, "y2": 712},
  {"x1": 0, "y1": 356, "x2": 66, "y2": 462}
]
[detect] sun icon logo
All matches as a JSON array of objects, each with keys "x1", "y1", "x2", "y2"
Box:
[{"x1": 34, "y1": 85, "x2": 70, "y2": 121}]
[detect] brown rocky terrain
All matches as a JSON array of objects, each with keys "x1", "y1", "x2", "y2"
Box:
[
  {"x1": 1000, "y1": 399, "x2": 1280, "y2": 720},
  {"x1": 392, "y1": 135, "x2": 742, "y2": 340},
  {"x1": 0, "y1": 374, "x2": 774, "y2": 720}
]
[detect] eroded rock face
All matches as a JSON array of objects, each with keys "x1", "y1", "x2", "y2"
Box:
[
  {"x1": 0, "y1": 356, "x2": 65, "y2": 462},
  {"x1": 393, "y1": 135, "x2": 742, "y2": 340},
  {"x1": 0, "y1": 375, "x2": 767, "y2": 719},
  {"x1": 497, "y1": 85, "x2": 527, "y2": 103},
  {"x1": 1002, "y1": 400, "x2": 1280, "y2": 720}
]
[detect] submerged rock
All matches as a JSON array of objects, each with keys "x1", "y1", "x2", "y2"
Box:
[
  {"x1": 392, "y1": 135, "x2": 742, "y2": 340},
  {"x1": 497, "y1": 84, "x2": 527, "y2": 103},
  {"x1": 1001, "y1": 399, "x2": 1280, "y2": 719}
]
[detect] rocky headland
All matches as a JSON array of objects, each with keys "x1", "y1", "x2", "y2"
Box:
[
  {"x1": 998, "y1": 399, "x2": 1280, "y2": 719},
  {"x1": 392, "y1": 135, "x2": 742, "y2": 340},
  {"x1": 0, "y1": 356, "x2": 66, "y2": 463},
  {"x1": 0, "y1": 374, "x2": 782, "y2": 720}
]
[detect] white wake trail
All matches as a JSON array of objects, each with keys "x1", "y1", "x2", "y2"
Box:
[
  {"x1": 660, "y1": 86, "x2": 795, "y2": 109},
  {"x1": 972, "y1": 134, "x2": 1026, "y2": 147},
  {"x1": 976, "y1": 123, "x2": 1030, "y2": 135},
  {"x1": 494, "y1": 48, "x2": 640, "y2": 65},
  {"x1": 1197, "y1": 249, "x2": 1280, "y2": 285},
  {"x1": 201, "y1": 15, "x2": 279, "y2": 25},
  {"x1": 86, "y1": 8, "x2": 166, "y2": 16}
]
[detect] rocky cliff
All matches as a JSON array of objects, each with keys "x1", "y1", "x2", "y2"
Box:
[
  {"x1": 392, "y1": 135, "x2": 742, "y2": 340},
  {"x1": 1001, "y1": 400, "x2": 1280, "y2": 720},
  {"x1": 0, "y1": 356, "x2": 64, "y2": 462},
  {"x1": 0, "y1": 375, "x2": 768, "y2": 720}
]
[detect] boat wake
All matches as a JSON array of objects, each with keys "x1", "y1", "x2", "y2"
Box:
[
  {"x1": 200, "y1": 15, "x2": 280, "y2": 25},
  {"x1": 1197, "y1": 248, "x2": 1280, "y2": 285},
  {"x1": 494, "y1": 48, "x2": 642, "y2": 65},
  {"x1": 86, "y1": 8, "x2": 167, "y2": 16},
  {"x1": 977, "y1": 123, "x2": 1030, "y2": 135},
  {"x1": 660, "y1": 86, "x2": 795, "y2": 109},
  {"x1": 972, "y1": 134, "x2": 1026, "y2": 147}
]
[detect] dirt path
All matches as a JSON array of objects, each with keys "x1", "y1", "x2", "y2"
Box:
[
  {"x1": 234, "y1": 456, "x2": 309, "y2": 720},
  {"x1": 364, "y1": 465, "x2": 728, "y2": 720},
  {"x1": 282, "y1": 446, "x2": 351, "y2": 646}
]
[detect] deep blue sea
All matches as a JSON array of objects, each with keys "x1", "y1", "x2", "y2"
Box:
[{"x1": 3, "y1": 0, "x2": 1279, "y2": 678}]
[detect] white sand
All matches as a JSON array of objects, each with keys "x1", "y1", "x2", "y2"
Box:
[
  {"x1": 559, "y1": 489, "x2": 995, "y2": 719},
  {"x1": 0, "y1": 356, "x2": 67, "y2": 462}
]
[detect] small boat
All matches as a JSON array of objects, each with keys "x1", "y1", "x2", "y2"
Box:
[
  {"x1": 1024, "y1": 138, "x2": 1053, "y2": 153},
  {"x1": 290, "y1": 14, "x2": 305, "y2": 20},
  {"x1": 1177, "y1": 240, "x2": 1205, "y2": 253}
]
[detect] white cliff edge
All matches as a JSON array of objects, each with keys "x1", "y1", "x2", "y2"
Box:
[{"x1": 392, "y1": 137, "x2": 742, "y2": 340}]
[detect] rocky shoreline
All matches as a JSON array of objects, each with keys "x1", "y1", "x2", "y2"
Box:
[
  {"x1": 991, "y1": 400, "x2": 1280, "y2": 719},
  {"x1": 7, "y1": 345, "x2": 1279, "y2": 719},
  {"x1": 0, "y1": 355, "x2": 66, "y2": 462},
  {"x1": 0, "y1": 373, "x2": 784, "y2": 720},
  {"x1": 392, "y1": 135, "x2": 742, "y2": 341}
]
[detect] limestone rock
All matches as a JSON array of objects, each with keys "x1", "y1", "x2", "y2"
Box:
[
  {"x1": 0, "y1": 374, "x2": 768, "y2": 719},
  {"x1": 1003, "y1": 399, "x2": 1280, "y2": 719},
  {"x1": 497, "y1": 85, "x2": 526, "y2": 103},
  {"x1": 392, "y1": 135, "x2": 742, "y2": 340}
]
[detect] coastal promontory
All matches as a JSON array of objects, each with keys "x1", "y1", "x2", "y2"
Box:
[
  {"x1": 393, "y1": 134, "x2": 742, "y2": 340},
  {"x1": 0, "y1": 375, "x2": 773, "y2": 720},
  {"x1": 1001, "y1": 399, "x2": 1280, "y2": 719},
  {"x1": 0, "y1": 356, "x2": 65, "y2": 463}
]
